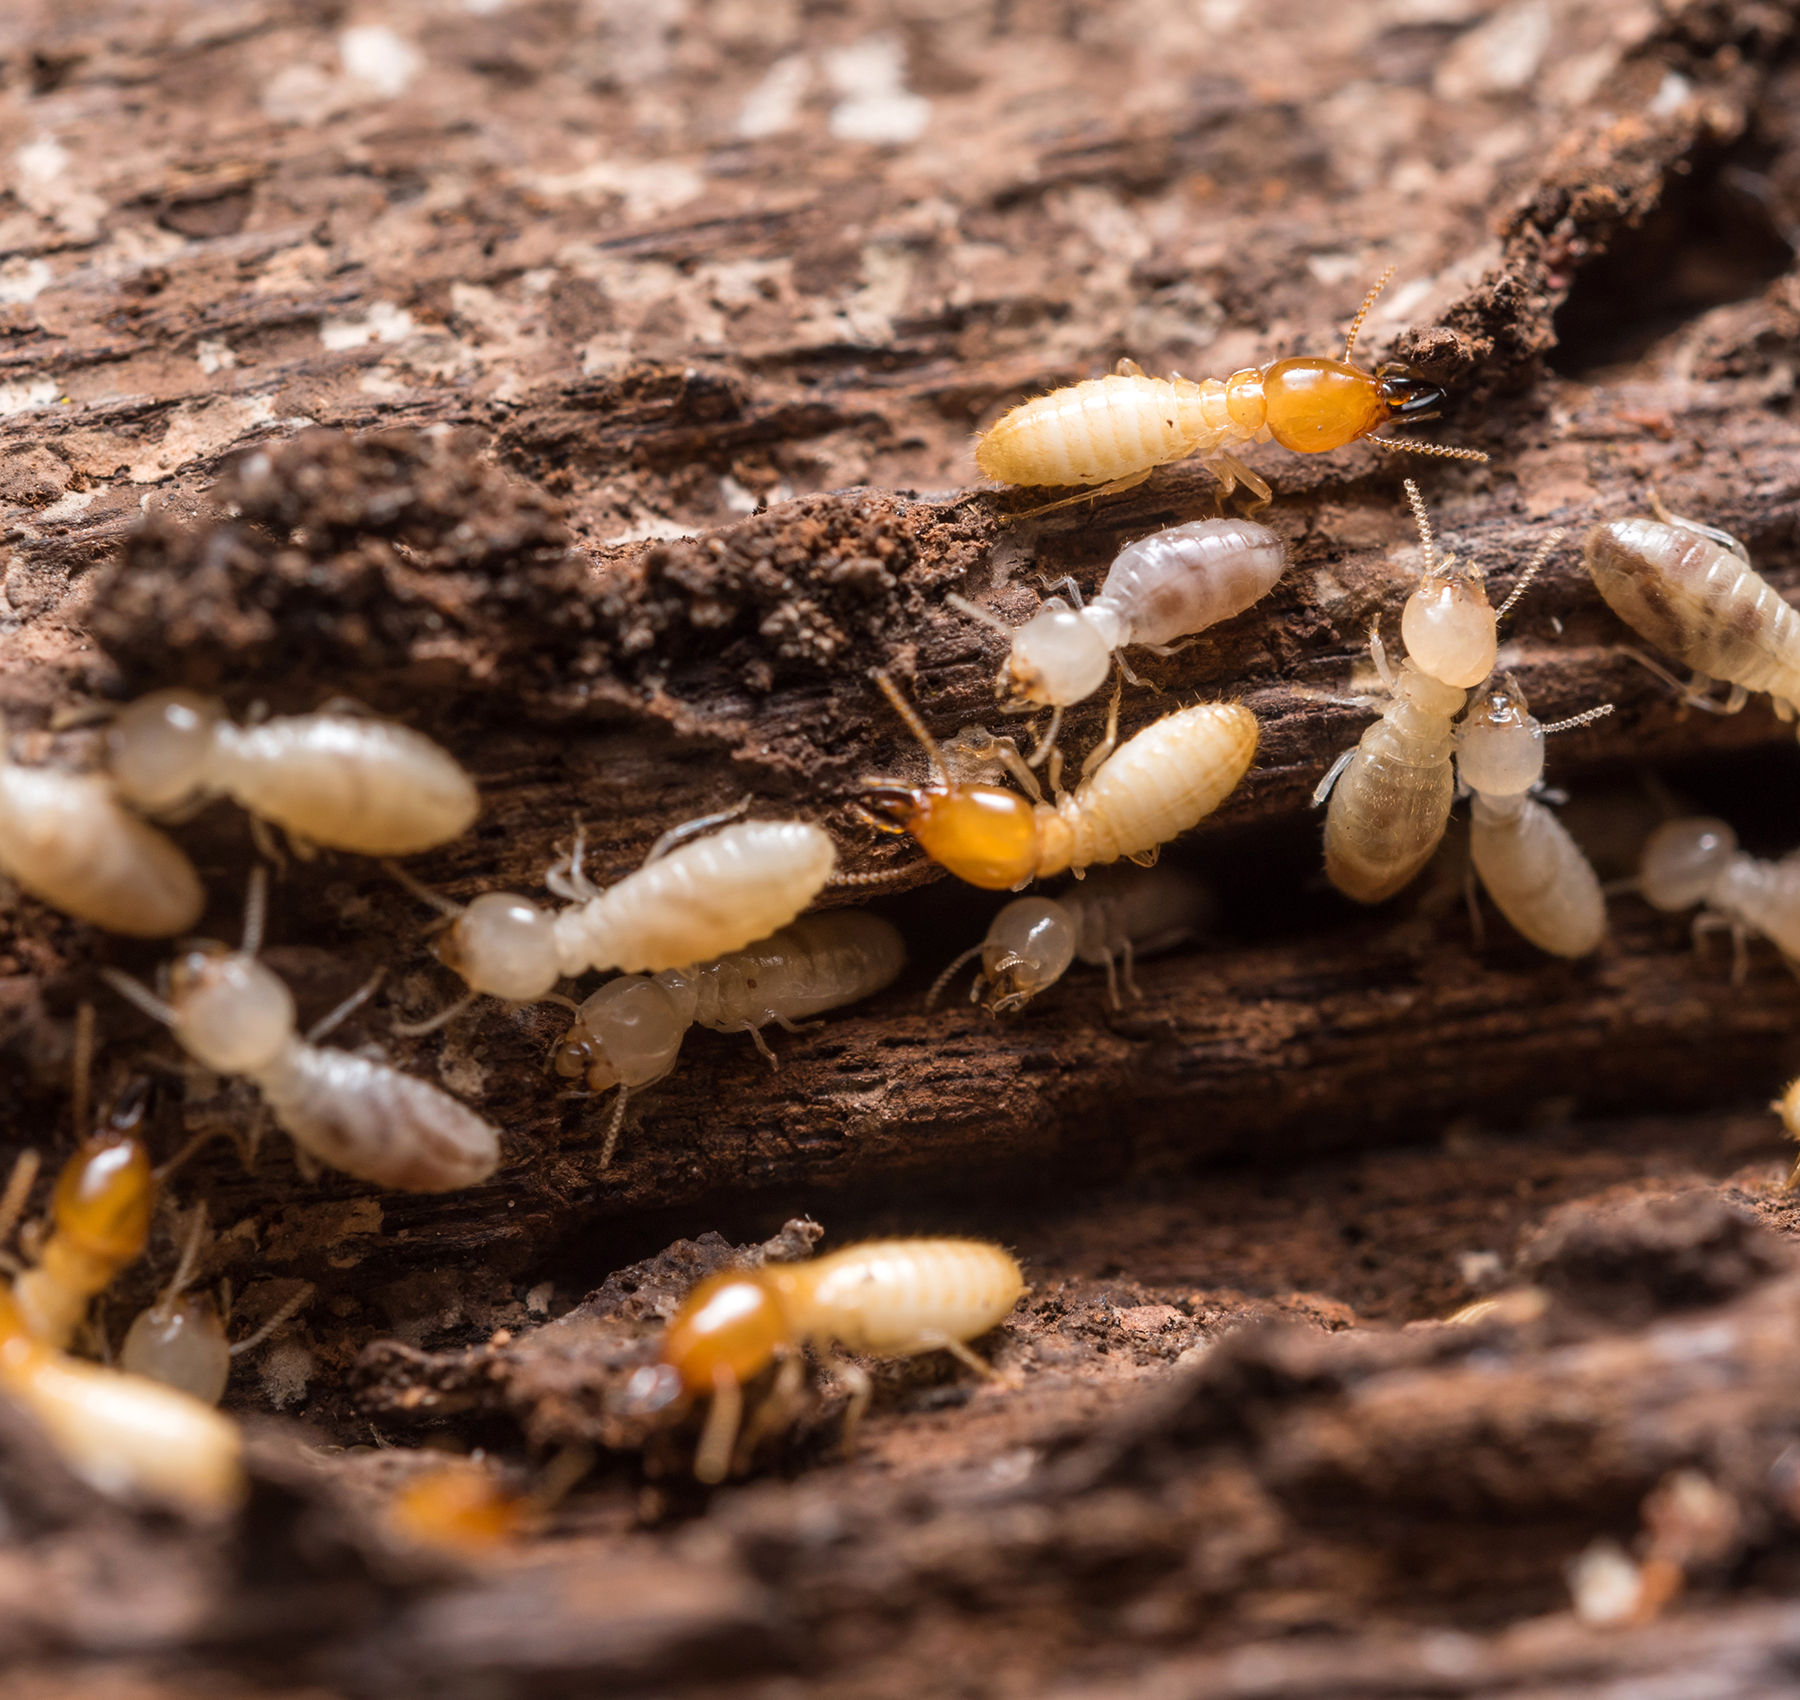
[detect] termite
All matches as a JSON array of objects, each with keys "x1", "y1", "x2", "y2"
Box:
[
  {"x1": 624, "y1": 1237, "x2": 1024, "y2": 1484},
  {"x1": 389, "y1": 812, "x2": 838, "y2": 1023},
  {"x1": 1637, "y1": 816, "x2": 1800, "y2": 981},
  {"x1": 946, "y1": 517, "x2": 1286, "y2": 748},
  {"x1": 551, "y1": 911, "x2": 907, "y2": 1167},
  {"x1": 1456, "y1": 675, "x2": 1613, "y2": 958},
  {"x1": 108, "y1": 690, "x2": 479, "y2": 857},
  {"x1": 973, "y1": 269, "x2": 1485, "y2": 513},
  {"x1": 929, "y1": 863, "x2": 1210, "y2": 1013},
  {"x1": 1584, "y1": 503, "x2": 1800, "y2": 730},
  {"x1": 1774, "y1": 1076, "x2": 1800, "y2": 1190},
  {"x1": 102, "y1": 869, "x2": 501, "y2": 1192},
  {"x1": 0, "y1": 722, "x2": 203, "y2": 938},
  {"x1": 861, "y1": 673, "x2": 1256, "y2": 890}
]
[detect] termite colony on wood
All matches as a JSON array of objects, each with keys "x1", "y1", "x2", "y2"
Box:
[{"x1": 6, "y1": 266, "x2": 1800, "y2": 1505}]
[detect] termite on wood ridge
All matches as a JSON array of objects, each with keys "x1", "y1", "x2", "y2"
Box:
[
  {"x1": 1456, "y1": 676, "x2": 1613, "y2": 959},
  {"x1": 1583, "y1": 501, "x2": 1800, "y2": 731},
  {"x1": 623, "y1": 1237, "x2": 1024, "y2": 1485},
  {"x1": 388, "y1": 810, "x2": 838, "y2": 1024},
  {"x1": 109, "y1": 690, "x2": 479, "y2": 857},
  {"x1": 973, "y1": 269, "x2": 1486, "y2": 515},
  {"x1": 104, "y1": 869, "x2": 501, "y2": 1192},
  {"x1": 861, "y1": 672, "x2": 1256, "y2": 890},
  {"x1": 0, "y1": 720, "x2": 203, "y2": 937},
  {"x1": 551, "y1": 911, "x2": 907, "y2": 1168},
  {"x1": 1637, "y1": 816, "x2": 1800, "y2": 983}
]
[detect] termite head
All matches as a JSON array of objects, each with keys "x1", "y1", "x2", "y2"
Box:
[
  {"x1": 109, "y1": 689, "x2": 225, "y2": 813},
  {"x1": 168, "y1": 946, "x2": 294, "y2": 1074},
  {"x1": 552, "y1": 977, "x2": 687, "y2": 1092},
  {"x1": 1006, "y1": 601, "x2": 1112, "y2": 707},
  {"x1": 1456, "y1": 676, "x2": 1542, "y2": 796},
  {"x1": 389, "y1": 1463, "x2": 529, "y2": 1553},
  {"x1": 122, "y1": 1295, "x2": 230, "y2": 1404},
  {"x1": 1260, "y1": 357, "x2": 1391, "y2": 453},
  {"x1": 980, "y1": 897, "x2": 1076, "y2": 1014},
  {"x1": 1397, "y1": 477, "x2": 1496, "y2": 688},
  {"x1": 1639, "y1": 817, "x2": 1738, "y2": 913},
  {"x1": 438, "y1": 892, "x2": 561, "y2": 1003},
  {"x1": 53, "y1": 1130, "x2": 154, "y2": 1267},
  {"x1": 860, "y1": 783, "x2": 1041, "y2": 890},
  {"x1": 658, "y1": 1270, "x2": 790, "y2": 1396}
]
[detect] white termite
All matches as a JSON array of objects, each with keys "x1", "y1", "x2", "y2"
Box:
[
  {"x1": 929, "y1": 863, "x2": 1211, "y2": 1013},
  {"x1": 551, "y1": 910, "x2": 906, "y2": 1166},
  {"x1": 1583, "y1": 503, "x2": 1800, "y2": 729},
  {"x1": 1637, "y1": 816, "x2": 1800, "y2": 981},
  {"x1": 390, "y1": 810, "x2": 838, "y2": 1024},
  {"x1": 0, "y1": 723, "x2": 203, "y2": 938},
  {"x1": 102, "y1": 870, "x2": 501, "y2": 1192},
  {"x1": 108, "y1": 690, "x2": 479, "y2": 856},
  {"x1": 1455, "y1": 676, "x2": 1613, "y2": 959}
]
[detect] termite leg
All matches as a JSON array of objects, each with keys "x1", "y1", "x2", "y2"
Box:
[
  {"x1": 740, "y1": 1022, "x2": 781, "y2": 1068},
  {"x1": 0, "y1": 1149, "x2": 41, "y2": 1264},
  {"x1": 643, "y1": 797, "x2": 754, "y2": 867},
  {"x1": 1045, "y1": 745, "x2": 1066, "y2": 801},
  {"x1": 829, "y1": 1352, "x2": 873, "y2": 1460},
  {"x1": 1023, "y1": 705, "x2": 1064, "y2": 772},
  {"x1": 1212, "y1": 450, "x2": 1272, "y2": 512},
  {"x1": 694, "y1": 1367, "x2": 744, "y2": 1486},
  {"x1": 249, "y1": 815, "x2": 288, "y2": 875},
  {"x1": 1036, "y1": 574, "x2": 1085, "y2": 608},
  {"x1": 1113, "y1": 357, "x2": 1148, "y2": 377},
  {"x1": 1005, "y1": 467, "x2": 1154, "y2": 522},
  {"x1": 1079, "y1": 677, "x2": 1125, "y2": 782},
  {"x1": 772, "y1": 1013, "x2": 825, "y2": 1037},
  {"x1": 1464, "y1": 857, "x2": 1486, "y2": 951},
  {"x1": 306, "y1": 968, "x2": 386, "y2": 1044},
  {"x1": 911, "y1": 1329, "x2": 1000, "y2": 1380},
  {"x1": 1099, "y1": 949, "x2": 1121, "y2": 1011},
  {"x1": 1115, "y1": 652, "x2": 1162, "y2": 692},
  {"x1": 1368, "y1": 620, "x2": 1397, "y2": 693},
  {"x1": 733, "y1": 1346, "x2": 807, "y2": 1473},
  {"x1": 1722, "y1": 682, "x2": 1750, "y2": 715},
  {"x1": 1126, "y1": 846, "x2": 1160, "y2": 869},
  {"x1": 1120, "y1": 937, "x2": 1142, "y2": 1003},
  {"x1": 964, "y1": 730, "x2": 1044, "y2": 802},
  {"x1": 1620, "y1": 649, "x2": 1734, "y2": 716},
  {"x1": 1312, "y1": 746, "x2": 1357, "y2": 807}
]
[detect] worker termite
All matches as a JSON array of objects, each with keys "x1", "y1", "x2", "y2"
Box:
[
  {"x1": 1584, "y1": 505, "x2": 1800, "y2": 730},
  {"x1": 1456, "y1": 676, "x2": 1613, "y2": 959},
  {"x1": 1774, "y1": 1077, "x2": 1800, "y2": 1190},
  {"x1": 0, "y1": 723, "x2": 203, "y2": 938},
  {"x1": 623, "y1": 1237, "x2": 1024, "y2": 1484},
  {"x1": 973, "y1": 269, "x2": 1486, "y2": 513},
  {"x1": 1637, "y1": 816, "x2": 1800, "y2": 981},
  {"x1": 390, "y1": 813, "x2": 838, "y2": 1021},
  {"x1": 102, "y1": 869, "x2": 502, "y2": 1192},
  {"x1": 946, "y1": 517, "x2": 1286, "y2": 745},
  {"x1": 929, "y1": 863, "x2": 1211, "y2": 1013},
  {"x1": 551, "y1": 911, "x2": 907, "y2": 1166},
  {"x1": 861, "y1": 673, "x2": 1256, "y2": 890},
  {"x1": 109, "y1": 690, "x2": 479, "y2": 857}
]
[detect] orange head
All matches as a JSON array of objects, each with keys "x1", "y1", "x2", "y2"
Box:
[
  {"x1": 53, "y1": 1131, "x2": 153, "y2": 1266},
  {"x1": 1259, "y1": 357, "x2": 1444, "y2": 454},
  {"x1": 389, "y1": 1464, "x2": 529, "y2": 1552},
  {"x1": 659, "y1": 1271, "x2": 792, "y2": 1395},
  {"x1": 860, "y1": 783, "x2": 1040, "y2": 890}
]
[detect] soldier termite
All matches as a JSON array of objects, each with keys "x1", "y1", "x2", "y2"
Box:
[
  {"x1": 622, "y1": 1237, "x2": 1024, "y2": 1485},
  {"x1": 1584, "y1": 504, "x2": 1800, "y2": 730},
  {"x1": 973, "y1": 269, "x2": 1486, "y2": 514},
  {"x1": 0, "y1": 720, "x2": 203, "y2": 938},
  {"x1": 861, "y1": 673, "x2": 1256, "y2": 890},
  {"x1": 1456, "y1": 676, "x2": 1613, "y2": 959},
  {"x1": 388, "y1": 813, "x2": 838, "y2": 1023},
  {"x1": 551, "y1": 911, "x2": 907, "y2": 1167},
  {"x1": 102, "y1": 869, "x2": 501, "y2": 1192},
  {"x1": 929, "y1": 863, "x2": 1211, "y2": 1014},
  {"x1": 109, "y1": 690, "x2": 479, "y2": 858},
  {"x1": 945, "y1": 517, "x2": 1286, "y2": 754},
  {"x1": 1637, "y1": 816, "x2": 1800, "y2": 982}
]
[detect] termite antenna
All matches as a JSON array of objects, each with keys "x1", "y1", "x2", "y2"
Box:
[
  {"x1": 71, "y1": 1000, "x2": 96, "y2": 1139},
  {"x1": 829, "y1": 860, "x2": 924, "y2": 888},
  {"x1": 382, "y1": 859, "x2": 467, "y2": 919},
  {"x1": 229, "y1": 1281, "x2": 314, "y2": 1356},
  {"x1": 241, "y1": 865, "x2": 270, "y2": 958},
  {"x1": 1343, "y1": 265, "x2": 1396, "y2": 364},
  {"x1": 392, "y1": 989, "x2": 479, "y2": 1039},
  {"x1": 944, "y1": 591, "x2": 1016, "y2": 639},
  {"x1": 598, "y1": 1086, "x2": 631, "y2": 1169},
  {"x1": 1495, "y1": 530, "x2": 1565, "y2": 622},
  {"x1": 101, "y1": 967, "x2": 180, "y2": 1030},
  {"x1": 1367, "y1": 437, "x2": 1490, "y2": 464},
  {"x1": 1403, "y1": 478, "x2": 1437, "y2": 576},
  {"x1": 153, "y1": 1126, "x2": 230, "y2": 1183},
  {"x1": 925, "y1": 945, "x2": 984, "y2": 1011},
  {"x1": 0, "y1": 1149, "x2": 42, "y2": 1258},
  {"x1": 151, "y1": 1203, "x2": 209, "y2": 1326},
  {"x1": 1024, "y1": 705, "x2": 1064, "y2": 770},
  {"x1": 1539, "y1": 703, "x2": 1615, "y2": 736},
  {"x1": 870, "y1": 669, "x2": 949, "y2": 787},
  {"x1": 642, "y1": 796, "x2": 754, "y2": 866}
]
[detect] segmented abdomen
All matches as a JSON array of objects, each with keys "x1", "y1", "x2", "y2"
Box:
[
  {"x1": 1717, "y1": 856, "x2": 1800, "y2": 960},
  {"x1": 1324, "y1": 723, "x2": 1456, "y2": 904},
  {"x1": 1470, "y1": 793, "x2": 1605, "y2": 957},
  {"x1": 1096, "y1": 518, "x2": 1287, "y2": 649},
  {"x1": 781, "y1": 1239, "x2": 1024, "y2": 1356},
  {"x1": 693, "y1": 911, "x2": 906, "y2": 1029},
  {"x1": 975, "y1": 376, "x2": 1234, "y2": 488}
]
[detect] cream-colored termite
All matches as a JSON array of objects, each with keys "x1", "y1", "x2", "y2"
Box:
[
  {"x1": 0, "y1": 719, "x2": 204, "y2": 937},
  {"x1": 388, "y1": 810, "x2": 838, "y2": 1027},
  {"x1": 1773, "y1": 1077, "x2": 1800, "y2": 1190},
  {"x1": 102, "y1": 869, "x2": 501, "y2": 1193},
  {"x1": 622, "y1": 1237, "x2": 1024, "y2": 1484},
  {"x1": 550, "y1": 911, "x2": 907, "y2": 1167},
  {"x1": 861, "y1": 673, "x2": 1257, "y2": 890},
  {"x1": 120, "y1": 1203, "x2": 313, "y2": 1404},
  {"x1": 945, "y1": 518, "x2": 1286, "y2": 758},
  {"x1": 108, "y1": 690, "x2": 479, "y2": 857},
  {"x1": 1455, "y1": 676, "x2": 1613, "y2": 958},
  {"x1": 973, "y1": 269, "x2": 1486, "y2": 514},
  {"x1": 929, "y1": 863, "x2": 1211, "y2": 1014},
  {"x1": 1636, "y1": 816, "x2": 1800, "y2": 982},
  {"x1": 1584, "y1": 502, "x2": 1800, "y2": 730}
]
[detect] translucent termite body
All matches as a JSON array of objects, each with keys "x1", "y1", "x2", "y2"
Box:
[
  {"x1": 630, "y1": 1237, "x2": 1024, "y2": 1484},
  {"x1": 935, "y1": 864, "x2": 1211, "y2": 1013},
  {"x1": 972, "y1": 271, "x2": 1482, "y2": 509},
  {"x1": 863, "y1": 675, "x2": 1256, "y2": 891},
  {"x1": 104, "y1": 873, "x2": 500, "y2": 1192},
  {"x1": 405, "y1": 819, "x2": 838, "y2": 1009},
  {"x1": 1456, "y1": 677, "x2": 1609, "y2": 959},
  {"x1": 0, "y1": 1285, "x2": 244, "y2": 1516},
  {"x1": 951, "y1": 519, "x2": 1287, "y2": 710},
  {"x1": 109, "y1": 689, "x2": 479, "y2": 856},
  {"x1": 552, "y1": 911, "x2": 907, "y2": 1165},
  {"x1": 1638, "y1": 816, "x2": 1800, "y2": 978},
  {"x1": 0, "y1": 738, "x2": 203, "y2": 938},
  {"x1": 1584, "y1": 513, "x2": 1800, "y2": 728}
]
